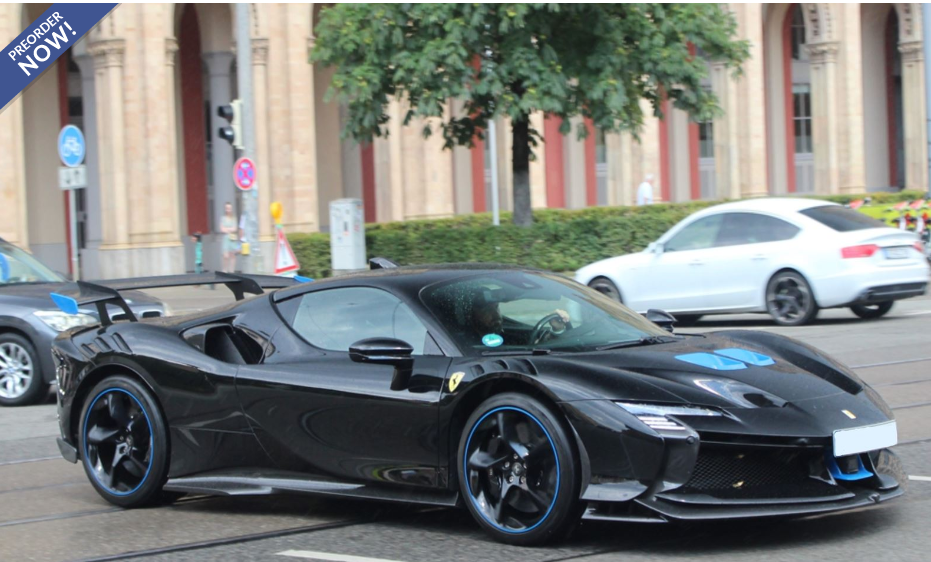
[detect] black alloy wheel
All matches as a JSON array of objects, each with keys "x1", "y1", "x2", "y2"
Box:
[
  {"x1": 79, "y1": 375, "x2": 170, "y2": 507},
  {"x1": 766, "y1": 271, "x2": 819, "y2": 326},
  {"x1": 588, "y1": 277, "x2": 621, "y2": 303},
  {"x1": 458, "y1": 393, "x2": 579, "y2": 545},
  {"x1": 850, "y1": 301, "x2": 894, "y2": 319}
]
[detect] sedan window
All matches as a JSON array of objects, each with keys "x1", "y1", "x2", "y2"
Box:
[
  {"x1": 716, "y1": 213, "x2": 801, "y2": 247},
  {"x1": 286, "y1": 287, "x2": 428, "y2": 354},
  {"x1": 664, "y1": 215, "x2": 724, "y2": 252},
  {"x1": 799, "y1": 205, "x2": 886, "y2": 232}
]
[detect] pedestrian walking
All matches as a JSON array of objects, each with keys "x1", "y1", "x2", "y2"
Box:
[
  {"x1": 636, "y1": 174, "x2": 655, "y2": 206},
  {"x1": 219, "y1": 202, "x2": 238, "y2": 273}
]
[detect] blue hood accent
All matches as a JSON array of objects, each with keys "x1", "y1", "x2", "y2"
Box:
[
  {"x1": 50, "y1": 292, "x2": 80, "y2": 315},
  {"x1": 675, "y1": 352, "x2": 747, "y2": 371},
  {"x1": 714, "y1": 348, "x2": 775, "y2": 367}
]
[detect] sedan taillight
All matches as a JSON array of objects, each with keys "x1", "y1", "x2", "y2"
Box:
[
  {"x1": 915, "y1": 242, "x2": 925, "y2": 254},
  {"x1": 841, "y1": 244, "x2": 879, "y2": 259}
]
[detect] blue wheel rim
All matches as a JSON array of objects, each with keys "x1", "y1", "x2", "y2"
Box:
[
  {"x1": 463, "y1": 406, "x2": 560, "y2": 534},
  {"x1": 82, "y1": 388, "x2": 154, "y2": 496}
]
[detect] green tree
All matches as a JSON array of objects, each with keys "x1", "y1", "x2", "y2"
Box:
[{"x1": 312, "y1": 3, "x2": 749, "y2": 226}]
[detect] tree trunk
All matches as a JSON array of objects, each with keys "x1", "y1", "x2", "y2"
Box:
[{"x1": 512, "y1": 116, "x2": 533, "y2": 227}]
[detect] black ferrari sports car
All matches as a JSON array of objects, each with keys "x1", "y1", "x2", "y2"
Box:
[{"x1": 51, "y1": 263, "x2": 904, "y2": 545}]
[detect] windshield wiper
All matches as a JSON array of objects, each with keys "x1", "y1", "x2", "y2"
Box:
[
  {"x1": 595, "y1": 335, "x2": 674, "y2": 351},
  {"x1": 481, "y1": 348, "x2": 552, "y2": 356}
]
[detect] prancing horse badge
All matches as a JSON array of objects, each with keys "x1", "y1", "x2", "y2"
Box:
[{"x1": 448, "y1": 372, "x2": 465, "y2": 393}]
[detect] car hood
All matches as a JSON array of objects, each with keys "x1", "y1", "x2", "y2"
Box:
[
  {"x1": 0, "y1": 282, "x2": 163, "y2": 314},
  {"x1": 517, "y1": 331, "x2": 867, "y2": 410}
]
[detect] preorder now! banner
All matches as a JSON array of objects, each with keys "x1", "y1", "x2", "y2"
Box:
[{"x1": 1, "y1": 3, "x2": 117, "y2": 111}]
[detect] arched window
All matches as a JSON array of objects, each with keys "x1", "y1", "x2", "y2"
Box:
[{"x1": 790, "y1": 6, "x2": 807, "y2": 61}]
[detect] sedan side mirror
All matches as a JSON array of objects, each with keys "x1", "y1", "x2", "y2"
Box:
[
  {"x1": 646, "y1": 242, "x2": 664, "y2": 255},
  {"x1": 644, "y1": 309, "x2": 677, "y2": 333},
  {"x1": 349, "y1": 338, "x2": 414, "y2": 365}
]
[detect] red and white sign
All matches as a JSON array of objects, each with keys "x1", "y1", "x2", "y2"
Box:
[
  {"x1": 233, "y1": 157, "x2": 256, "y2": 191},
  {"x1": 274, "y1": 228, "x2": 300, "y2": 275}
]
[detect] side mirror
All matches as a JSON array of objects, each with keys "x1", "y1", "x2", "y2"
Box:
[
  {"x1": 653, "y1": 242, "x2": 665, "y2": 254},
  {"x1": 644, "y1": 309, "x2": 676, "y2": 333},
  {"x1": 349, "y1": 338, "x2": 414, "y2": 365}
]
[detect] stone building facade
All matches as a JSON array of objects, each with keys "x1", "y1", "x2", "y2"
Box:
[{"x1": 0, "y1": 3, "x2": 926, "y2": 278}]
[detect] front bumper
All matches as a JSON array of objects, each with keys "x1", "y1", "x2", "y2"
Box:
[{"x1": 582, "y1": 445, "x2": 905, "y2": 523}]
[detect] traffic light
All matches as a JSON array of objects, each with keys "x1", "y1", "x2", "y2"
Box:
[{"x1": 217, "y1": 99, "x2": 243, "y2": 149}]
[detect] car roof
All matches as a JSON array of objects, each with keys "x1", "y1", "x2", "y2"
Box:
[
  {"x1": 701, "y1": 197, "x2": 838, "y2": 215},
  {"x1": 272, "y1": 262, "x2": 552, "y2": 301}
]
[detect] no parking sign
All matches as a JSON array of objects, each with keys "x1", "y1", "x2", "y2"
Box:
[{"x1": 233, "y1": 157, "x2": 256, "y2": 191}]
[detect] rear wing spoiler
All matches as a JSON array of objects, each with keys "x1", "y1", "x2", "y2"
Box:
[{"x1": 50, "y1": 272, "x2": 312, "y2": 326}]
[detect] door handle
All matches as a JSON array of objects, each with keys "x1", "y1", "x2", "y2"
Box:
[
  {"x1": 688, "y1": 260, "x2": 704, "y2": 266},
  {"x1": 751, "y1": 254, "x2": 767, "y2": 261}
]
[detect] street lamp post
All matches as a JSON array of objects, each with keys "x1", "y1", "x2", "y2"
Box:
[{"x1": 235, "y1": 3, "x2": 261, "y2": 272}]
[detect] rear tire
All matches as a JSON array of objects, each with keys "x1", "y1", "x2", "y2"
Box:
[
  {"x1": 850, "y1": 301, "x2": 894, "y2": 319},
  {"x1": 457, "y1": 392, "x2": 580, "y2": 545},
  {"x1": 78, "y1": 375, "x2": 170, "y2": 508},
  {"x1": 765, "y1": 271, "x2": 819, "y2": 326},
  {"x1": 588, "y1": 277, "x2": 622, "y2": 303},
  {"x1": 0, "y1": 333, "x2": 44, "y2": 407}
]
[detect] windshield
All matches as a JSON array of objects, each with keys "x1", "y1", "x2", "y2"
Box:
[
  {"x1": 0, "y1": 241, "x2": 65, "y2": 284},
  {"x1": 420, "y1": 271, "x2": 669, "y2": 355}
]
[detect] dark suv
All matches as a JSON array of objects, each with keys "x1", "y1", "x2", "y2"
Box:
[{"x1": 0, "y1": 238, "x2": 165, "y2": 405}]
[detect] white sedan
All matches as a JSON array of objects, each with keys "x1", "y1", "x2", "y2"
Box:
[{"x1": 575, "y1": 198, "x2": 930, "y2": 326}]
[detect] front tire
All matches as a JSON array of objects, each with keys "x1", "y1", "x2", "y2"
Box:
[
  {"x1": 588, "y1": 277, "x2": 622, "y2": 303},
  {"x1": 78, "y1": 375, "x2": 170, "y2": 508},
  {"x1": 0, "y1": 333, "x2": 44, "y2": 406},
  {"x1": 457, "y1": 392, "x2": 580, "y2": 545},
  {"x1": 850, "y1": 301, "x2": 894, "y2": 319},
  {"x1": 766, "y1": 271, "x2": 819, "y2": 326}
]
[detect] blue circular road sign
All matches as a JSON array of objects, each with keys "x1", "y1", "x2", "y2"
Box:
[{"x1": 58, "y1": 125, "x2": 86, "y2": 168}]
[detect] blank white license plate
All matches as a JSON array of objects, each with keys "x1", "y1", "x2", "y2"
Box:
[
  {"x1": 833, "y1": 421, "x2": 897, "y2": 457},
  {"x1": 885, "y1": 247, "x2": 909, "y2": 259}
]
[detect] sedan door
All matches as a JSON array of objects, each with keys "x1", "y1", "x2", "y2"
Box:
[
  {"x1": 697, "y1": 212, "x2": 802, "y2": 311},
  {"x1": 235, "y1": 286, "x2": 451, "y2": 488},
  {"x1": 628, "y1": 214, "x2": 724, "y2": 312}
]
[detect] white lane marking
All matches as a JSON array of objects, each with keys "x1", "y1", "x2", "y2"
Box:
[
  {"x1": 904, "y1": 311, "x2": 931, "y2": 316},
  {"x1": 277, "y1": 551, "x2": 407, "y2": 562},
  {"x1": 908, "y1": 475, "x2": 931, "y2": 482}
]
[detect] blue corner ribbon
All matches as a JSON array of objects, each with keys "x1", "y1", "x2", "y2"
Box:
[{"x1": 2, "y1": 4, "x2": 118, "y2": 111}]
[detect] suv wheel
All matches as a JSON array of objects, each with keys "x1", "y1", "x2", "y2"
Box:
[{"x1": 0, "y1": 333, "x2": 44, "y2": 406}]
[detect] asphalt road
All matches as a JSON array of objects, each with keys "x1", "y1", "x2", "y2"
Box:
[{"x1": 2, "y1": 288, "x2": 931, "y2": 562}]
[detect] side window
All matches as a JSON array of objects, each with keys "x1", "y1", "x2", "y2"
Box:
[
  {"x1": 664, "y1": 215, "x2": 724, "y2": 252},
  {"x1": 287, "y1": 287, "x2": 428, "y2": 354},
  {"x1": 716, "y1": 213, "x2": 801, "y2": 247}
]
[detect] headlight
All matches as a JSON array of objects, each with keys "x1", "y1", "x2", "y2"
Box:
[
  {"x1": 34, "y1": 310, "x2": 97, "y2": 331},
  {"x1": 616, "y1": 402, "x2": 721, "y2": 432}
]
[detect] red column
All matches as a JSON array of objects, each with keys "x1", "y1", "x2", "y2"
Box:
[
  {"x1": 584, "y1": 117, "x2": 597, "y2": 206},
  {"x1": 884, "y1": 10, "x2": 898, "y2": 186},
  {"x1": 688, "y1": 122, "x2": 701, "y2": 200},
  {"x1": 659, "y1": 97, "x2": 671, "y2": 202},
  {"x1": 686, "y1": 43, "x2": 701, "y2": 201},
  {"x1": 470, "y1": 136, "x2": 486, "y2": 213},
  {"x1": 782, "y1": 5, "x2": 797, "y2": 193},
  {"x1": 360, "y1": 143, "x2": 376, "y2": 222},
  {"x1": 57, "y1": 55, "x2": 73, "y2": 275},
  {"x1": 179, "y1": 6, "x2": 209, "y2": 234},
  {"x1": 544, "y1": 115, "x2": 565, "y2": 208}
]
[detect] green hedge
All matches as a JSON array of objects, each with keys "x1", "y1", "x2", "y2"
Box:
[{"x1": 290, "y1": 190, "x2": 926, "y2": 279}]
